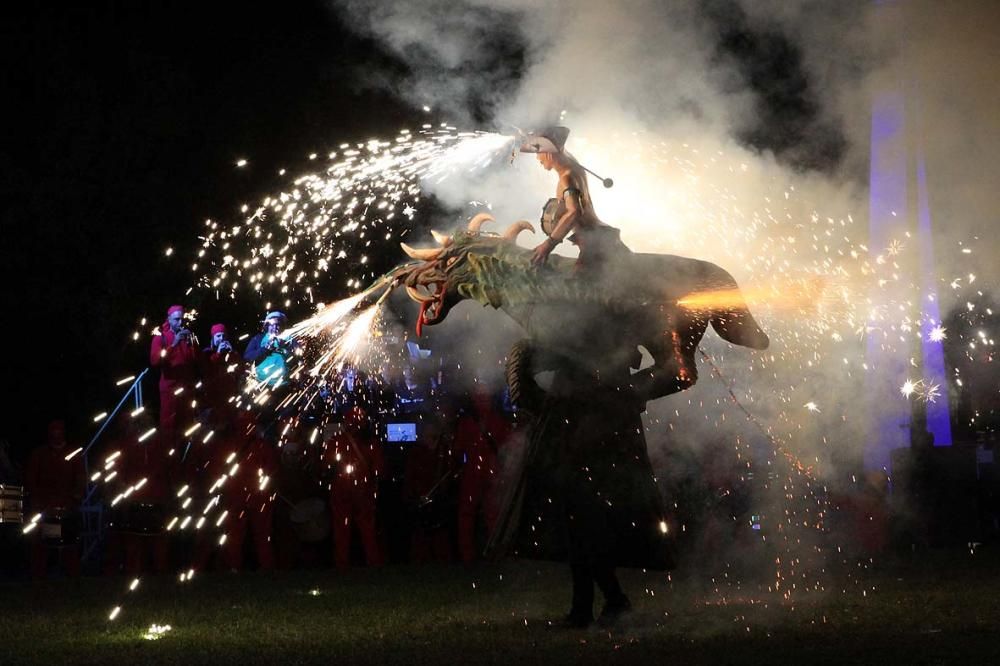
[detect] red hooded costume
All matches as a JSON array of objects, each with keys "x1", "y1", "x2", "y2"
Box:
[{"x1": 150, "y1": 306, "x2": 199, "y2": 447}]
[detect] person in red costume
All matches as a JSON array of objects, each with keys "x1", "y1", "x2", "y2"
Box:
[
  {"x1": 200, "y1": 323, "x2": 241, "y2": 421},
  {"x1": 402, "y1": 415, "x2": 456, "y2": 563},
  {"x1": 150, "y1": 305, "x2": 199, "y2": 449},
  {"x1": 199, "y1": 414, "x2": 278, "y2": 572},
  {"x1": 114, "y1": 417, "x2": 173, "y2": 576},
  {"x1": 23, "y1": 420, "x2": 85, "y2": 578},
  {"x1": 455, "y1": 388, "x2": 512, "y2": 564},
  {"x1": 325, "y1": 406, "x2": 385, "y2": 571}
]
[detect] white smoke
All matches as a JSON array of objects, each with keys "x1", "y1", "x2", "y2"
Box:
[{"x1": 332, "y1": 0, "x2": 999, "y2": 542}]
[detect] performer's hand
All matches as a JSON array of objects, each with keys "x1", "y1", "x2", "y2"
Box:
[{"x1": 530, "y1": 240, "x2": 552, "y2": 267}]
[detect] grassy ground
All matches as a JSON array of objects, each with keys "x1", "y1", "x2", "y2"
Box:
[{"x1": 2, "y1": 550, "x2": 999, "y2": 665}]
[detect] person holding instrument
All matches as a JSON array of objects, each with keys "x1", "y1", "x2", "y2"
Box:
[
  {"x1": 201, "y1": 323, "x2": 240, "y2": 420},
  {"x1": 521, "y1": 126, "x2": 628, "y2": 274},
  {"x1": 244, "y1": 311, "x2": 297, "y2": 388},
  {"x1": 150, "y1": 304, "x2": 199, "y2": 449}
]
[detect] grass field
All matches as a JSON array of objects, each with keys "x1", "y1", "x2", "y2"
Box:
[{"x1": 2, "y1": 550, "x2": 999, "y2": 665}]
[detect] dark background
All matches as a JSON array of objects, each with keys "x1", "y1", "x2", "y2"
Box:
[
  {"x1": 1, "y1": 0, "x2": 852, "y2": 461},
  {"x1": 3, "y1": 1, "x2": 421, "y2": 455}
]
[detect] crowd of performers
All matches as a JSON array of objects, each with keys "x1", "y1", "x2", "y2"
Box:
[
  {"x1": 17, "y1": 305, "x2": 521, "y2": 579},
  {"x1": 14, "y1": 304, "x2": 904, "y2": 585}
]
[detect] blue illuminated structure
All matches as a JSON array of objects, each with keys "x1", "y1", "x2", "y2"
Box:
[
  {"x1": 866, "y1": 25, "x2": 952, "y2": 472},
  {"x1": 866, "y1": 90, "x2": 912, "y2": 472},
  {"x1": 916, "y1": 152, "x2": 953, "y2": 447}
]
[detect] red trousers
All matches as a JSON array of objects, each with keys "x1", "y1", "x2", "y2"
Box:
[
  {"x1": 223, "y1": 505, "x2": 275, "y2": 572},
  {"x1": 330, "y1": 483, "x2": 382, "y2": 571},
  {"x1": 123, "y1": 533, "x2": 169, "y2": 576},
  {"x1": 158, "y1": 385, "x2": 192, "y2": 448},
  {"x1": 410, "y1": 527, "x2": 452, "y2": 563}
]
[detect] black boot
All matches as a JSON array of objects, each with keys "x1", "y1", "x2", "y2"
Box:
[
  {"x1": 559, "y1": 608, "x2": 595, "y2": 629},
  {"x1": 597, "y1": 594, "x2": 632, "y2": 627},
  {"x1": 560, "y1": 560, "x2": 594, "y2": 628}
]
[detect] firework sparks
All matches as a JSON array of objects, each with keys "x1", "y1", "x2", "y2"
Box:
[{"x1": 71, "y1": 121, "x2": 995, "y2": 624}]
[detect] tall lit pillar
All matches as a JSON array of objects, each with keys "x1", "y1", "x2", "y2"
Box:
[
  {"x1": 916, "y1": 151, "x2": 952, "y2": 446},
  {"x1": 866, "y1": 1, "x2": 952, "y2": 473},
  {"x1": 866, "y1": 88, "x2": 913, "y2": 472}
]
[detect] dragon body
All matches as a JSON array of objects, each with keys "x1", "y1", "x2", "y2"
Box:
[{"x1": 397, "y1": 216, "x2": 769, "y2": 406}]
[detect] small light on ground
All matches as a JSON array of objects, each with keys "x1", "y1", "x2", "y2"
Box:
[{"x1": 143, "y1": 624, "x2": 172, "y2": 640}]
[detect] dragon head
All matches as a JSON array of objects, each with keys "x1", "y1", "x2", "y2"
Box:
[{"x1": 397, "y1": 213, "x2": 535, "y2": 336}]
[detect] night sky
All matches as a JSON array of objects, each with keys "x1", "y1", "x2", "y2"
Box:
[{"x1": 3, "y1": 1, "x2": 841, "y2": 460}]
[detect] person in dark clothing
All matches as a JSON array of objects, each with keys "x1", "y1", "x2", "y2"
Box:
[
  {"x1": 490, "y1": 354, "x2": 672, "y2": 628},
  {"x1": 244, "y1": 311, "x2": 297, "y2": 387},
  {"x1": 244, "y1": 311, "x2": 300, "y2": 424}
]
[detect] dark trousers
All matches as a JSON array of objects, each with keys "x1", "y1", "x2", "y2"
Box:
[{"x1": 565, "y1": 495, "x2": 627, "y2": 616}]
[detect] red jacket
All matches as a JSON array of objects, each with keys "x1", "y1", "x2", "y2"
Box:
[
  {"x1": 150, "y1": 324, "x2": 199, "y2": 388},
  {"x1": 200, "y1": 348, "x2": 243, "y2": 412},
  {"x1": 200, "y1": 429, "x2": 278, "y2": 513},
  {"x1": 324, "y1": 429, "x2": 385, "y2": 490},
  {"x1": 455, "y1": 408, "x2": 511, "y2": 479}
]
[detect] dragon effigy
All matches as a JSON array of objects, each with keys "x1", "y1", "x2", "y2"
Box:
[
  {"x1": 396, "y1": 213, "x2": 768, "y2": 403},
  {"x1": 392, "y1": 212, "x2": 770, "y2": 626}
]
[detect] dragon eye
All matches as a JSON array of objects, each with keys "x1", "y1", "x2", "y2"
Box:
[{"x1": 446, "y1": 257, "x2": 459, "y2": 268}]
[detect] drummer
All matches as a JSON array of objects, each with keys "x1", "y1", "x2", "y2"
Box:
[
  {"x1": 24, "y1": 420, "x2": 86, "y2": 578},
  {"x1": 521, "y1": 126, "x2": 629, "y2": 275}
]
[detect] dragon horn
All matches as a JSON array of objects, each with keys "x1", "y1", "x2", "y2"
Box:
[
  {"x1": 503, "y1": 220, "x2": 536, "y2": 241},
  {"x1": 430, "y1": 230, "x2": 453, "y2": 246},
  {"x1": 400, "y1": 243, "x2": 443, "y2": 261},
  {"x1": 467, "y1": 212, "x2": 495, "y2": 233}
]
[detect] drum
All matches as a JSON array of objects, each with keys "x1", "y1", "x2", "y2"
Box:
[
  {"x1": 40, "y1": 507, "x2": 81, "y2": 545},
  {"x1": 539, "y1": 197, "x2": 564, "y2": 237},
  {"x1": 0, "y1": 484, "x2": 23, "y2": 524}
]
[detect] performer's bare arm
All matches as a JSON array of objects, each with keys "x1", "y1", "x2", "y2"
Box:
[{"x1": 531, "y1": 174, "x2": 584, "y2": 266}]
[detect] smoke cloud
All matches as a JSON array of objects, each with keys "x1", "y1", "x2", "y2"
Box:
[{"x1": 332, "y1": 0, "x2": 1000, "y2": 570}]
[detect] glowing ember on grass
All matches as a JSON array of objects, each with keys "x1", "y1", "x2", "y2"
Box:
[{"x1": 143, "y1": 623, "x2": 172, "y2": 640}]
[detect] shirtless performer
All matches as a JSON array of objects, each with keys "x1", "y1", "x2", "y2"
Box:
[{"x1": 520, "y1": 126, "x2": 628, "y2": 273}]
